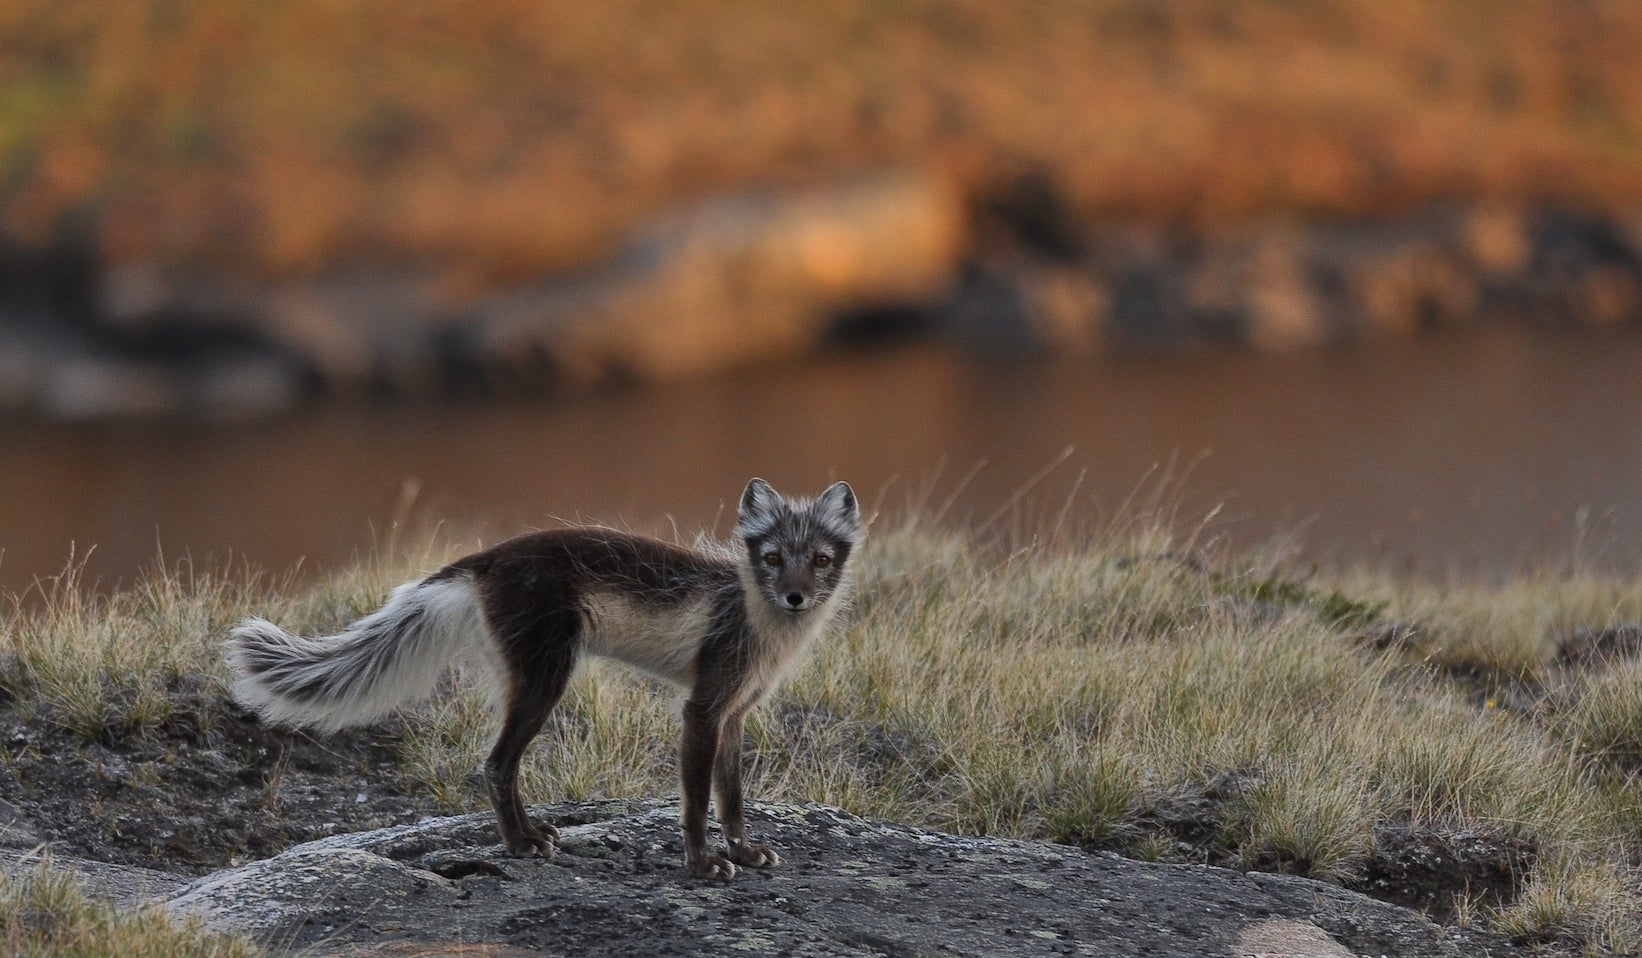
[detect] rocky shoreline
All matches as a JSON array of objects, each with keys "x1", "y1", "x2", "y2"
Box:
[{"x1": 2, "y1": 172, "x2": 1639, "y2": 419}]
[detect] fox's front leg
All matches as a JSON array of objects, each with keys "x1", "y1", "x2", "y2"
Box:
[
  {"x1": 680, "y1": 699, "x2": 737, "y2": 879},
  {"x1": 714, "y1": 709, "x2": 779, "y2": 869}
]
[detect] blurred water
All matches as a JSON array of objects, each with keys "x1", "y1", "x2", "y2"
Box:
[{"x1": 5, "y1": 326, "x2": 1642, "y2": 594}]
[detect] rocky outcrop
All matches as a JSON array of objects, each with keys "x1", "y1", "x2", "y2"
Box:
[{"x1": 150, "y1": 799, "x2": 1536, "y2": 957}]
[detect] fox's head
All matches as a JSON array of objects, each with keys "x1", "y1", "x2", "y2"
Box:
[{"x1": 735, "y1": 478, "x2": 861, "y2": 616}]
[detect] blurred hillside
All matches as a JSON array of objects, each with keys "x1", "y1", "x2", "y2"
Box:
[
  {"x1": 7, "y1": 0, "x2": 1641, "y2": 275},
  {"x1": 2, "y1": 0, "x2": 1641, "y2": 416}
]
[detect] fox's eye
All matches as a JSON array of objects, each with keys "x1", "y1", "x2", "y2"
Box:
[
  {"x1": 763, "y1": 552, "x2": 782, "y2": 567},
  {"x1": 812, "y1": 553, "x2": 832, "y2": 568}
]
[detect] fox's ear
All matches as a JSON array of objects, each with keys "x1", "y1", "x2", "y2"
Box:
[
  {"x1": 815, "y1": 481, "x2": 860, "y2": 538},
  {"x1": 737, "y1": 478, "x2": 783, "y2": 537}
]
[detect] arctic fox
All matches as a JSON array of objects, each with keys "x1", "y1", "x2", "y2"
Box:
[{"x1": 225, "y1": 478, "x2": 861, "y2": 879}]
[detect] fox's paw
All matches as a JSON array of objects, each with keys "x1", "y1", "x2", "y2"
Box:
[
  {"x1": 728, "y1": 841, "x2": 781, "y2": 869},
  {"x1": 688, "y1": 853, "x2": 738, "y2": 880},
  {"x1": 501, "y1": 825, "x2": 557, "y2": 858}
]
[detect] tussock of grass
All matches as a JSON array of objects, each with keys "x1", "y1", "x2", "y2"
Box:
[
  {"x1": 1342, "y1": 570, "x2": 1642, "y2": 682},
  {"x1": 1495, "y1": 858, "x2": 1642, "y2": 954},
  {"x1": 1559, "y1": 663, "x2": 1642, "y2": 770},
  {"x1": 0, "y1": 521, "x2": 463, "y2": 738},
  {"x1": 0, "y1": 557, "x2": 274, "y2": 740},
  {"x1": 0, "y1": 859, "x2": 255, "y2": 958},
  {"x1": 5, "y1": 507, "x2": 1642, "y2": 952}
]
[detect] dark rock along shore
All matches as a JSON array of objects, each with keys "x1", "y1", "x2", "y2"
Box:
[{"x1": 2, "y1": 172, "x2": 1639, "y2": 419}]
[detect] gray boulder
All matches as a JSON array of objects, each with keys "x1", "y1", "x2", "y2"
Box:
[{"x1": 163, "y1": 799, "x2": 1534, "y2": 957}]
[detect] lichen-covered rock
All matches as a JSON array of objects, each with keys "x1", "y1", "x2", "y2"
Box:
[{"x1": 162, "y1": 800, "x2": 1535, "y2": 957}]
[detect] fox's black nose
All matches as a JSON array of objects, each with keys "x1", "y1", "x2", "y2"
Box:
[{"x1": 785, "y1": 593, "x2": 805, "y2": 608}]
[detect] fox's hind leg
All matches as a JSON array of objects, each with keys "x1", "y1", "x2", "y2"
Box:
[
  {"x1": 485, "y1": 673, "x2": 571, "y2": 856},
  {"x1": 481, "y1": 604, "x2": 579, "y2": 857}
]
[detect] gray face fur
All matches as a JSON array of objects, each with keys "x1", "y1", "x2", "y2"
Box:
[{"x1": 736, "y1": 479, "x2": 861, "y2": 614}]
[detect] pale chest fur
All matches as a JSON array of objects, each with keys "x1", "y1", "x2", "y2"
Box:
[{"x1": 729, "y1": 592, "x2": 842, "y2": 712}]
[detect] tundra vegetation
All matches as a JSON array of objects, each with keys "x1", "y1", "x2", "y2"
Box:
[
  {"x1": 2, "y1": 493, "x2": 1641, "y2": 955},
  {"x1": 0, "y1": 857, "x2": 253, "y2": 958}
]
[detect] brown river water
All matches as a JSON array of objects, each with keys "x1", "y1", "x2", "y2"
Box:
[{"x1": 4, "y1": 326, "x2": 1642, "y2": 595}]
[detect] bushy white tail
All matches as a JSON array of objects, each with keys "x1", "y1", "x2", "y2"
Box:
[{"x1": 225, "y1": 574, "x2": 486, "y2": 732}]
